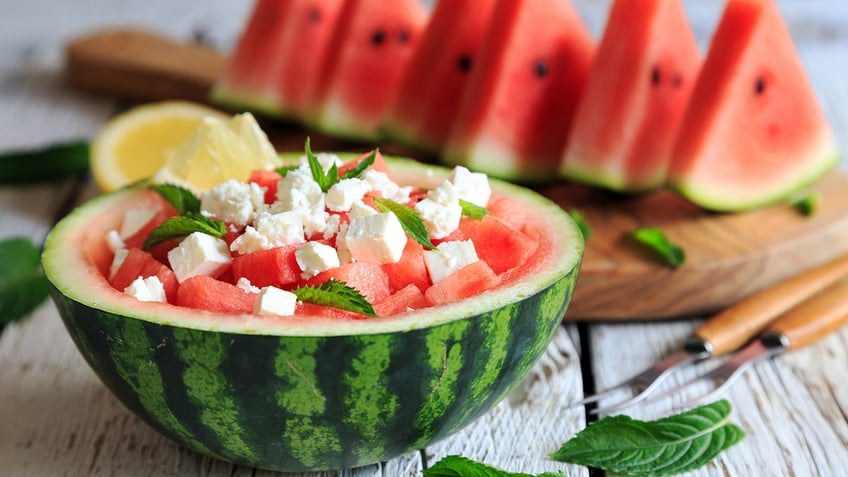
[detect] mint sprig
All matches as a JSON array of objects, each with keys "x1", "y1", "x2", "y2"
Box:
[
  {"x1": 305, "y1": 137, "x2": 339, "y2": 192},
  {"x1": 373, "y1": 197, "x2": 437, "y2": 250},
  {"x1": 340, "y1": 149, "x2": 377, "y2": 180},
  {"x1": 0, "y1": 237, "x2": 49, "y2": 325},
  {"x1": 630, "y1": 227, "x2": 685, "y2": 267},
  {"x1": 143, "y1": 214, "x2": 226, "y2": 250},
  {"x1": 790, "y1": 192, "x2": 820, "y2": 216},
  {"x1": 459, "y1": 199, "x2": 489, "y2": 220},
  {"x1": 551, "y1": 400, "x2": 744, "y2": 476},
  {"x1": 149, "y1": 184, "x2": 200, "y2": 215},
  {"x1": 423, "y1": 455, "x2": 563, "y2": 477},
  {"x1": 293, "y1": 279, "x2": 376, "y2": 317}
]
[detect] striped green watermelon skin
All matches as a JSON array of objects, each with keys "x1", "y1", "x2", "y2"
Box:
[{"x1": 51, "y1": 270, "x2": 576, "y2": 471}]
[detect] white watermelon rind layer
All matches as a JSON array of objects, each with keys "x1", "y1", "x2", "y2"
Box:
[
  {"x1": 42, "y1": 155, "x2": 584, "y2": 337},
  {"x1": 669, "y1": 135, "x2": 841, "y2": 212}
]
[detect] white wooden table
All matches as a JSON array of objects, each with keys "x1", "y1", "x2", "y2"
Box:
[{"x1": 1, "y1": 1, "x2": 847, "y2": 476}]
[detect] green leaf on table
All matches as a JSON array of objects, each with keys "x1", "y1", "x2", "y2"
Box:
[
  {"x1": 550, "y1": 400, "x2": 744, "y2": 476},
  {"x1": 293, "y1": 279, "x2": 376, "y2": 317},
  {"x1": 142, "y1": 214, "x2": 226, "y2": 250},
  {"x1": 459, "y1": 198, "x2": 489, "y2": 220},
  {"x1": 305, "y1": 137, "x2": 339, "y2": 192},
  {"x1": 373, "y1": 197, "x2": 437, "y2": 250},
  {"x1": 0, "y1": 237, "x2": 49, "y2": 325},
  {"x1": 568, "y1": 209, "x2": 591, "y2": 240},
  {"x1": 630, "y1": 227, "x2": 685, "y2": 267},
  {"x1": 0, "y1": 140, "x2": 89, "y2": 183},
  {"x1": 423, "y1": 455, "x2": 564, "y2": 477},
  {"x1": 790, "y1": 192, "x2": 820, "y2": 216},
  {"x1": 149, "y1": 183, "x2": 201, "y2": 215},
  {"x1": 340, "y1": 148, "x2": 377, "y2": 180}
]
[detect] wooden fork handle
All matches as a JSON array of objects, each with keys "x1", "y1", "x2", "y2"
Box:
[
  {"x1": 766, "y1": 275, "x2": 848, "y2": 350},
  {"x1": 694, "y1": 254, "x2": 848, "y2": 356}
]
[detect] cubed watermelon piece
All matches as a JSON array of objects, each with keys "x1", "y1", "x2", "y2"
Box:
[
  {"x1": 176, "y1": 275, "x2": 255, "y2": 313},
  {"x1": 486, "y1": 194, "x2": 529, "y2": 232},
  {"x1": 296, "y1": 302, "x2": 371, "y2": 320},
  {"x1": 374, "y1": 283, "x2": 429, "y2": 316},
  {"x1": 110, "y1": 248, "x2": 178, "y2": 302},
  {"x1": 231, "y1": 245, "x2": 301, "y2": 288},
  {"x1": 248, "y1": 169, "x2": 283, "y2": 204},
  {"x1": 308, "y1": 262, "x2": 391, "y2": 304},
  {"x1": 382, "y1": 239, "x2": 430, "y2": 293},
  {"x1": 424, "y1": 261, "x2": 500, "y2": 306},
  {"x1": 445, "y1": 215, "x2": 539, "y2": 275},
  {"x1": 338, "y1": 149, "x2": 390, "y2": 177}
]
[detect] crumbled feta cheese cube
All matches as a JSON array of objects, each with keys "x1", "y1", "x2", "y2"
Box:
[
  {"x1": 423, "y1": 240, "x2": 479, "y2": 284},
  {"x1": 322, "y1": 214, "x2": 341, "y2": 240},
  {"x1": 254, "y1": 286, "x2": 297, "y2": 316},
  {"x1": 124, "y1": 276, "x2": 167, "y2": 303},
  {"x1": 109, "y1": 247, "x2": 129, "y2": 280},
  {"x1": 168, "y1": 232, "x2": 232, "y2": 283},
  {"x1": 326, "y1": 178, "x2": 370, "y2": 212},
  {"x1": 349, "y1": 200, "x2": 378, "y2": 218},
  {"x1": 414, "y1": 197, "x2": 462, "y2": 239},
  {"x1": 236, "y1": 277, "x2": 261, "y2": 294},
  {"x1": 449, "y1": 166, "x2": 491, "y2": 207},
  {"x1": 427, "y1": 180, "x2": 459, "y2": 206},
  {"x1": 336, "y1": 223, "x2": 352, "y2": 264},
  {"x1": 201, "y1": 179, "x2": 266, "y2": 225},
  {"x1": 119, "y1": 208, "x2": 157, "y2": 239},
  {"x1": 314, "y1": 152, "x2": 343, "y2": 171},
  {"x1": 105, "y1": 229, "x2": 125, "y2": 252},
  {"x1": 274, "y1": 167, "x2": 325, "y2": 213},
  {"x1": 346, "y1": 212, "x2": 408, "y2": 264},
  {"x1": 229, "y1": 210, "x2": 304, "y2": 255},
  {"x1": 296, "y1": 241, "x2": 340, "y2": 278},
  {"x1": 362, "y1": 170, "x2": 411, "y2": 203}
]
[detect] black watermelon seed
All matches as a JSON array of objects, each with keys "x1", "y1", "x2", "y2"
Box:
[
  {"x1": 651, "y1": 66, "x2": 661, "y2": 85},
  {"x1": 398, "y1": 29, "x2": 410, "y2": 44},
  {"x1": 755, "y1": 76, "x2": 766, "y2": 94},
  {"x1": 672, "y1": 73, "x2": 683, "y2": 88},
  {"x1": 308, "y1": 7, "x2": 321, "y2": 24},
  {"x1": 534, "y1": 60, "x2": 549, "y2": 78},
  {"x1": 371, "y1": 29, "x2": 387, "y2": 46},
  {"x1": 457, "y1": 54, "x2": 472, "y2": 73}
]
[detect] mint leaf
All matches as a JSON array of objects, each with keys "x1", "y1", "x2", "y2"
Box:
[
  {"x1": 790, "y1": 192, "x2": 820, "y2": 216},
  {"x1": 293, "y1": 279, "x2": 376, "y2": 317},
  {"x1": 630, "y1": 227, "x2": 684, "y2": 267},
  {"x1": 143, "y1": 214, "x2": 226, "y2": 250},
  {"x1": 551, "y1": 400, "x2": 744, "y2": 476},
  {"x1": 568, "y1": 209, "x2": 591, "y2": 240},
  {"x1": 424, "y1": 455, "x2": 563, "y2": 477},
  {"x1": 340, "y1": 148, "x2": 377, "y2": 180},
  {"x1": 275, "y1": 165, "x2": 299, "y2": 177},
  {"x1": 149, "y1": 183, "x2": 200, "y2": 215},
  {"x1": 0, "y1": 237, "x2": 49, "y2": 324},
  {"x1": 373, "y1": 197, "x2": 437, "y2": 250},
  {"x1": 459, "y1": 199, "x2": 489, "y2": 220},
  {"x1": 0, "y1": 140, "x2": 89, "y2": 183},
  {"x1": 305, "y1": 137, "x2": 338, "y2": 192}
]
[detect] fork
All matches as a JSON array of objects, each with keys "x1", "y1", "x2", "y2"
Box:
[
  {"x1": 572, "y1": 254, "x2": 848, "y2": 414},
  {"x1": 663, "y1": 273, "x2": 848, "y2": 409}
]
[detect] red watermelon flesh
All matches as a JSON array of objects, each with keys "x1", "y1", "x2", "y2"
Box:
[
  {"x1": 668, "y1": 0, "x2": 838, "y2": 211},
  {"x1": 442, "y1": 0, "x2": 595, "y2": 182},
  {"x1": 381, "y1": 0, "x2": 498, "y2": 153},
  {"x1": 231, "y1": 245, "x2": 302, "y2": 288},
  {"x1": 176, "y1": 275, "x2": 255, "y2": 314},
  {"x1": 560, "y1": 0, "x2": 701, "y2": 192},
  {"x1": 211, "y1": 0, "x2": 293, "y2": 115},
  {"x1": 309, "y1": 0, "x2": 428, "y2": 141}
]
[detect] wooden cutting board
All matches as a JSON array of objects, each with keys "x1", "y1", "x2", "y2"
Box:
[{"x1": 64, "y1": 29, "x2": 848, "y2": 320}]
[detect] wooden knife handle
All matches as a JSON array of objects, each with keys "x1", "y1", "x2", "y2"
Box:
[
  {"x1": 65, "y1": 29, "x2": 225, "y2": 103},
  {"x1": 695, "y1": 254, "x2": 848, "y2": 356},
  {"x1": 767, "y1": 275, "x2": 848, "y2": 350}
]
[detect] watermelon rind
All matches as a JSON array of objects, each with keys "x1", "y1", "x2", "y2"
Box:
[
  {"x1": 42, "y1": 155, "x2": 583, "y2": 472},
  {"x1": 669, "y1": 125, "x2": 840, "y2": 212}
]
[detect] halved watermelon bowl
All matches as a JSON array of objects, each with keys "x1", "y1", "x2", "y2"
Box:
[{"x1": 41, "y1": 155, "x2": 584, "y2": 472}]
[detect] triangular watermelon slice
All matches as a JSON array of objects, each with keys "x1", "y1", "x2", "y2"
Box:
[
  {"x1": 211, "y1": 0, "x2": 294, "y2": 116},
  {"x1": 308, "y1": 0, "x2": 428, "y2": 141},
  {"x1": 442, "y1": 0, "x2": 595, "y2": 182},
  {"x1": 213, "y1": 0, "x2": 345, "y2": 119},
  {"x1": 381, "y1": 0, "x2": 498, "y2": 153},
  {"x1": 668, "y1": 0, "x2": 838, "y2": 211},
  {"x1": 560, "y1": 0, "x2": 701, "y2": 192}
]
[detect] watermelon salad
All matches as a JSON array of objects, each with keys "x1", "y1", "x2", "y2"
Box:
[
  {"x1": 100, "y1": 147, "x2": 547, "y2": 319},
  {"x1": 213, "y1": 0, "x2": 838, "y2": 212}
]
